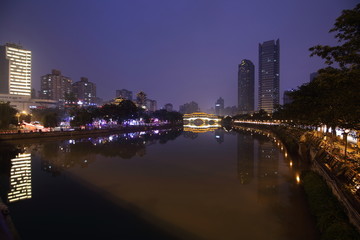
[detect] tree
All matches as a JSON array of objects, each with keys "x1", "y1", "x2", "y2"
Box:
[
  {"x1": 70, "y1": 107, "x2": 93, "y2": 127},
  {"x1": 32, "y1": 108, "x2": 63, "y2": 128},
  {"x1": 0, "y1": 102, "x2": 17, "y2": 129},
  {"x1": 278, "y1": 4, "x2": 360, "y2": 131},
  {"x1": 309, "y1": 4, "x2": 360, "y2": 69}
]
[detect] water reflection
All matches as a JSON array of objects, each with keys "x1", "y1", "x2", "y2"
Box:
[
  {"x1": 39, "y1": 128, "x2": 182, "y2": 176},
  {"x1": 0, "y1": 126, "x2": 319, "y2": 239},
  {"x1": 237, "y1": 132, "x2": 255, "y2": 184},
  {"x1": 8, "y1": 153, "x2": 32, "y2": 203}
]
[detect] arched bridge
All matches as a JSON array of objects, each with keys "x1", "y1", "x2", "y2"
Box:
[{"x1": 183, "y1": 112, "x2": 221, "y2": 126}]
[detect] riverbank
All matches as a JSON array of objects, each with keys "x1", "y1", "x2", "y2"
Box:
[
  {"x1": 0, "y1": 124, "x2": 182, "y2": 141},
  {"x1": 233, "y1": 122, "x2": 360, "y2": 239}
]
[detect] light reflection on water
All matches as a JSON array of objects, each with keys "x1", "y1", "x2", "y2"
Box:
[{"x1": 0, "y1": 127, "x2": 318, "y2": 239}]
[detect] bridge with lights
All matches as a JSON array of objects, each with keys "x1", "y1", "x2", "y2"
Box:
[{"x1": 183, "y1": 112, "x2": 221, "y2": 129}]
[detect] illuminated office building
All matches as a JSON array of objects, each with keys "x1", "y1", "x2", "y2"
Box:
[
  {"x1": 8, "y1": 153, "x2": 32, "y2": 203},
  {"x1": 258, "y1": 39, "x2": 280, "y2": 113},
  {"x1": 0, "y1": 43, "x2": 32, "y2": 96}
]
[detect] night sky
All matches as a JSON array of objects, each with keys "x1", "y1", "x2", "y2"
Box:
[{"x1": 0, "y1": 0, "x2": 357, "y2": 111}]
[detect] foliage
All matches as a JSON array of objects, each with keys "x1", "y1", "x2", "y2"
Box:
[
  {"x1": 274, "y1": 4, "x2": 360, "y2": 131},
  {"x1": 32, "y1": 108, "x2": 63, "y2": 128},
  {"x1": 301, "y1": 171, "x2": 360, "y2": 240},
  {"x1": 152, "y1": 109, "x2": 183, "y2": 123},
  {"x1": 70, "y1": 107, "x2": 94, "y2": 127},
  {"x1": 98, "y1": 100, "x2": 139, "y2": 123},
  {"x1": 0, "y1": 102, "x2": 17, "y2": 129},
  {"x1": 309, "y1": 4, "x2": 360, "y2": 69}
]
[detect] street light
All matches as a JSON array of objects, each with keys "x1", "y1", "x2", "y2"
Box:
[
  {"x1": 344, "y1": 129, "x2": 350, "y2": 159},
  {"x1": 15, "y1": 113, "x2": 20, "y2": 125}
]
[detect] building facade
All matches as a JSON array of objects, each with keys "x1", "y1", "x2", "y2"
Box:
[
  {"x1": 258, "y1": 39, "x2": 280, "y2": 113},
  {"x1": 145, "y1": 99, "x2": 157, "y2": 112},
  {"x1": 215, "y1": 97, "x2": 224, "y2": 116},
  {"x1": 179, "y1": 101, "x2": 199, "y2": 114},
  {"x1": 0, "y1": 43, "x2": 32, "y2": 96},
  {"x1": 40, "y1": 69, "x2": 72, "y2": 103},
  {"x1": 238, "y1": 59, "x2": 255, "y2": 114},
  {"x1": 72, "y1": 77, "x2": 97, "y2": 106},
  {"x1": 164, "y1": 103, "x2": 173, "y2": 112},
  {"x1": 115, "y1": 89, "x2": 132, "y2": 101}
]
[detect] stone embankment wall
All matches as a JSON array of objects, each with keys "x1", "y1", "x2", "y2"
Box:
[{"x1": 298, "y1": 132, "x2": 360, "y2": 232}]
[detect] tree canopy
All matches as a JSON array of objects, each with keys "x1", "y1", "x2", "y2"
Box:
[{"x1": 275, "y1": 4, "x2": 360, "y2": 131}]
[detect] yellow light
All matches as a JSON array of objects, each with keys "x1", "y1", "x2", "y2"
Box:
[{"x1": 296, "y1": 173, "x2": 301, "y2": 184}]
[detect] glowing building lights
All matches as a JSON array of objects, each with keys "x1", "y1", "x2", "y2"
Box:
[
  {"x1": 0, "y1": 43, "x2": 32, "y2": 96},
  {"x1": 8, "y1": 153, "x2": 32, "y2": 203}
]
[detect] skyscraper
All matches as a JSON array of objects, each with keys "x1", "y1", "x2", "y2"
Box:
[
  {"x1": 215, "y1": 97, "x2": 224, "y2": 116},
  {"x1": 238, "y1": 59, "x2": 254, "y2": 114},
  {"x1": 40, "y1": 69, "x2": 72, "y2": 103},
  {"x1": 72, "y1": 77, "x2": 97, "y2": 106},
  {"x1": 0, "y1": 43, "x2": 32, "y2": 96},
  {"x1": 258, "y1": 39, "x2": 280, "y2": 113}
]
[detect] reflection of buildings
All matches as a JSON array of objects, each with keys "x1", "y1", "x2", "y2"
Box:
[
  {"x1": 8, "y1": 153, "x2": 32, "y2": 203},
  {"x1": 237, "y1": 134, "x2": 254, "y2": 184},
  {"x1": 215, "y1": 129, "x2": 224, "y2": 143},
  {"x1": 257, "y1": 140, "x2": 279, "y2": 200}
]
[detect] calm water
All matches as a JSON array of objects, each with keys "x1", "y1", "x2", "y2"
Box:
[{"x1": 0, "y1": 127, "x2": 319, "y2": 240}]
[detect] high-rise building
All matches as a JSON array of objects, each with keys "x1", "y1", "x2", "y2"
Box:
[
  {"x1": 164, "y1": 103, "x2": 173, "y2": 112},
  {"x1": 238, "y1": 59, "x2": 255, "y2": 114},
  {"x1": 258, "y1": 39, "x2": 280, "y2": 113},
  {"x1": 115, "y1": 89, "x2": 133, "y2": 101},
  {"x1": 283, "y1": 89, "x2": 295, "y2": 105},
  {"x1": 215, "y1": 97, "x2": 224, "y2": 116},
  {"x1": 0, "y1": 43, "x2": 32, "y2": 96},
  {"x1": 72, "y1": 77, "x2": 97, "y2": 106},
  {"x1": 40, "y1": 69, "x2": 72, "y2": 103},
  {"x1": 136, "y1": 91, "x2": 147, "y2": 108},
  {"x1": 145, "y1": 99, "x2": 157, "y2": 112},
  {"x1": 179, "y1": 101, "x2": 199, "y2": 114}
]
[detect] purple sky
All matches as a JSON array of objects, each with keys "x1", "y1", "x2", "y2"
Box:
[{"x1": 0, "y1": 0, "x2": 357, "y2": 111}]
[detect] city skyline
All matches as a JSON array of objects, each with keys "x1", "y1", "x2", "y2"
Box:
[{"x1": 0, "y1": 0, "x2": 356, "y2": 110}]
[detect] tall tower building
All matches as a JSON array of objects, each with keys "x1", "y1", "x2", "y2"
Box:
[
  {"x1": 238, "y1": 59, "x2": 255, "y2": 114},
  {"x1": 40, "y1": 69, "x2": 72, "y2": 103},
  {"x1": 215, "y1": 97, "x2": 224, "y2": 116},
  {"x1": 0, "y1": 43, "x2": 32, "y2": 96},
  {"x1": 72, "y1": 77, "x2": 97, "y2": 106},
  {"x1": 258, "y1": 39, "x2": 280, "y2": 113}
]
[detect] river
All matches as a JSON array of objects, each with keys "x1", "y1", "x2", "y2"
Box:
[{"x1": 0, "y1": 127, "x2": 319, "y2": 239}]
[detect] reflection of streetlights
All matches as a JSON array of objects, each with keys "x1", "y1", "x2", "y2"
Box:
[{"x1": 344, "y1": 129, "x2": 350, "y2": 158}]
